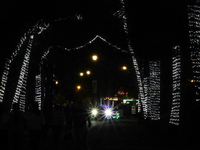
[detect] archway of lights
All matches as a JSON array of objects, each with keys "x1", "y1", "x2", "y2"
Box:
[{"x1": 0, "y1": 0, "x2": 144, "y2": 112}]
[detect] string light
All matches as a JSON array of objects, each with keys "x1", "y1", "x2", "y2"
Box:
[
  {"x1": 57, "y1": 35, "x2": 127, "y2": 53},
  {"x1": 0, "y1": 33, "x2": 27, "y2": 102},
  {"x1": 143, "y1": 77, "x2": 151, "y2": 119},
  {"x1": 0, "y1": 2, "x2": 143, "y2": 113},
  {"x1": 114, "y1": 0, "x2": 145, "y2": 113},
  {"x1": 169, "y1": 46, "x2": 181, "y2": 125},
  {"x1": 149, "y1": 61, "x2": 161, "y2": 120},
  {"x1": 35, "y1": 74, "x2": 42, "y2": 110},
  {"x1": 188, "y1": 4, "x2": 200, "y2": 102}
]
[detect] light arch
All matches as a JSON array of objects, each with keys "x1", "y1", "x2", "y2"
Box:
[{"x1": 0, "y1": 0, "x2": 145, "y2": 113}]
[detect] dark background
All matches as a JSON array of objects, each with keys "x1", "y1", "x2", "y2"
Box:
[
  {"x1": 0, "y1": 0, "x2": 193, "y2": 102},
  {"x1": 0, "y1": 0, "x2": 191, "y2": 60}
]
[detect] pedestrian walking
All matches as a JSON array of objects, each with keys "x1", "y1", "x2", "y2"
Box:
[{"x1": 71, "y1": 100, "x2": 91, "y2": 150}]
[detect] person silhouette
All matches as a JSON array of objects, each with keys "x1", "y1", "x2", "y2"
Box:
[
  {"x1": 71, "y1": 100, "x2": 91, "y2": 150},
  {"x1": 51, "y1": 104, "x2": 65, "y2": 149}
]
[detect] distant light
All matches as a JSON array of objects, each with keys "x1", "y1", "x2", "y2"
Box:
[
  {"x1": 191, "y1": 79, "x2": 195, "y2": 83},
  {"x1": 55, "y1": 80, "x2": 59, "y2": 85},
  {"x1": 86, "y1": 70, "x2": 91, "y2": 75},
  {"x1": 80, "y1": 72, "x2": 84, "y2": 76},
  {"x1": 77, "y1": 85, "x2": 81, "y2": 90},
  {"x1": 105, "y1": 109, "x2": 112, "y2": 116},
  {"x1": 92, "y1": 55, "x2": 98, "y2": 61},
  {"x1": 92, "y1": 109, "x2": 98, "y2": 115},
  {"x1": 122, "y1": 66, "x2": 127, "y2": 70}
]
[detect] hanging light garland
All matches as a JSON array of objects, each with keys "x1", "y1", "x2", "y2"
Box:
[{"x1": 56, "y1": 35, "x2": 127, "y2": 52}]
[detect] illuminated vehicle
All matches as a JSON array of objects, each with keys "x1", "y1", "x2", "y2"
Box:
[
  {"x1": 90, "y1": 103, "x2": 120, "y2": 120},
  {"x1": 104, "y1": 108, "x2": 112, "y2": 119},
  {"x1": 103, "y1": 106, "x2": 120, "y2": 120},
  {"x1": 91, "y1": 108, "x2": 98, "y2": 120},
  {"x1": 112, "y1": 111, "x2": 120, "y2": 119}
]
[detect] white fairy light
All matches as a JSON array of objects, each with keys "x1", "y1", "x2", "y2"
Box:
[
  {"x1": 0, "y1": 33, "x2": 27, "y2": 102},
  {"x1": 57, "y1": 35, "x2": 127, "y2": 53},
  {"x1": 13, "y1": 35, "x2": 33, "y2": 112},
  {"x1": 35, "y1": 74, "x2": 42, "y2": 110},
  {"x1": 169, "y1": 46, "x2": 181, "y2": 125},
  {"x1": 143, "y1": 77, "x2": 151, "y2": 119},
  {"x1": 114, "y1": 0, "x2": 145, "y2": 114},
  {"x1": 149, "y1": 61, "x2": 161, "y2": 120},
  {"x1": 188, "y1": 3, "x2": 200, "y2": 102}
]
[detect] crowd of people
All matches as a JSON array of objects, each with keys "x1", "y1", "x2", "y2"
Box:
[{"x1": 0, "y1": 100, "x2": 91, "y2": 150}]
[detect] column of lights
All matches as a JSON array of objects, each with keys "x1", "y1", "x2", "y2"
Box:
[
  {"x1": 169, "y1": 46, "x2": 181, "y2": 125},
  {"x1": 0, "y1": 21, "x2": 49, "y2": 111},
  {"x1": 13, "y1": 35, "x2": 34, "y2": 112},
  {"x1": 0, "y1": 32, "x2": 27, "y2": 102},
  {"x1": 12, "y1": 21, "x2": 49, "y2": 111},
  {"x1": 188, "y1": 3, "x2": 200, "y2": 101},
  {"x1": 143, "y1": 77, "x2": 151, "y2": 119},
  {"x1": 149, "y1": 61, "x2": 161, "y2": 120},
  {"x1": 35, "y1": 74, "x2": 42, "y2": 110},
  {"x1": 36, "y1": 47, "x2": 51, "y2": 110},
  {"x1": 114, "y1": 0, "x2": 145, "y2": 113}
]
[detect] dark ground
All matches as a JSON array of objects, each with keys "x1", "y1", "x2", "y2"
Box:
[{"x1": 17, "y1": 116, "x2": 198, "y2": 150}]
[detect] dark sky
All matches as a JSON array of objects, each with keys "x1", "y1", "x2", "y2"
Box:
[
  {"x1": 0, "y1": 0, "x2": 192, "y2": 88},
  {"x1": 1, "y1": 0, "x2": 191, "y2": 61},
  {"x1": 0, "y1": 0, "x2": 195, "y2": 100}
]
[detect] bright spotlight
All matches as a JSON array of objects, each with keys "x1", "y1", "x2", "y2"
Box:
[
  {"x1": 92, "y1": 109, "x2": 98, "y2": 115},
  {"x1": 105, "y1": 109, "x2": 112, "y2": 117}
]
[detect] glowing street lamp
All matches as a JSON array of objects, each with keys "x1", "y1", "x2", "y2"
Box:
[
  {"x1": 92, "y1": 55, "x2": 98, "y2": 61},
  {"x1": 122, "y1": 66, "x2": 127, "y2": 71},
  {"x1": 191, "y1": 79, "x2": 195, "y2": 83},
  {"x1": 77, "y1": 85, "x2": 81, "y2": 90},
  {"x1": 55, "y1": 80, "x2": 59, "y2": 85},
  {"x1": 86, "y1": 70, "x2": 91, "y2": 75},
  {"x1": 79, "y1": 72, "x2": 84, "y2": 76}
]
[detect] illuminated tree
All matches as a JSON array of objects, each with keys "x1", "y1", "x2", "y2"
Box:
[{"x1": 169, "y1": 45, "x2": 181, "y2": 125}]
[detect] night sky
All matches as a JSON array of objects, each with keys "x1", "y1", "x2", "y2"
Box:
[
  {"x1": 0, "y1": 0, "x2": 193, "y2": 98},
  {"x1": 1, "y1": 1, "x2": 191, "y2": 59}
]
